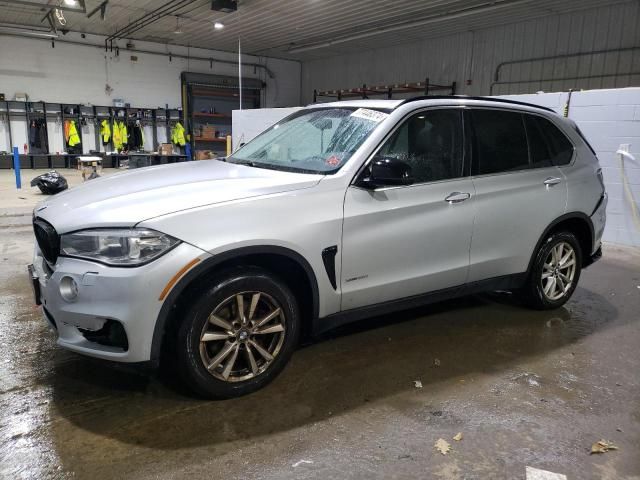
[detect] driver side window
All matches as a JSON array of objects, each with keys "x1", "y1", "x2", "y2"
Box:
[{"x1": 379, "y1": 109, "x2": 464, "y2": 183}]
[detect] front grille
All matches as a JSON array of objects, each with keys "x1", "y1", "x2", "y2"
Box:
[{"x1": 33, "y1": 218, "x2": 60, "y2": 264}]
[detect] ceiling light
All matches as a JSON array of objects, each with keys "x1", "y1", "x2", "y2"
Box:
[
  {"x1": 173, "y1": 16, "x2": 183, "y2": 34},
  {"x1": 63, "y1": 0, "x2": 77, "y2": 5},
  {"x1": 213, "y1": 22, "x2": 224, "y2": 30}
]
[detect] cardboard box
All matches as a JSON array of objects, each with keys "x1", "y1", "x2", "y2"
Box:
[
  {"x1": 201, "y1": 125, "x2": 216, "y2": 139},
  {"x1": 159, "y1": 144, "x2": 173, "y2": 155},
  {"x1": 195, "y1": 150, "x2": 217, "y2": 160}
]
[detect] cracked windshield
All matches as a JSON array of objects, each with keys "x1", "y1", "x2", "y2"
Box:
[{"x1": 228, "y1": 107, "x2": 389, "y2": 173}]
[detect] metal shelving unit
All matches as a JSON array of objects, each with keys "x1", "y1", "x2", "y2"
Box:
[
  {"x1": 182, "y1": 72, "x2": 264, "y2": 157},
  {"x1": 0, "y1": 100, "x2": 186, "y2": 169},
  {"x1": 313, "y1": 78, "x2": 457, "y2": 102}
]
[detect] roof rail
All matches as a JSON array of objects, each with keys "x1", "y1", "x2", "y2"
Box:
[{"x1": 397, "y1": 95, "x2": 556, "y2": 113}]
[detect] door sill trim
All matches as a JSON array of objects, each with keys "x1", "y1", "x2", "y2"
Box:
[{"x1": 314, "y1": 273, "x2": 527, "y2": 335}]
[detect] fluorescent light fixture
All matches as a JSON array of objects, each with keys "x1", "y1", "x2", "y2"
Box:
[
  {"x1": 213, "y1": 22, "x2": 224, "y2": 30},
  {"x1": 63, "y1": 0, "x2": 77, "y2": 5},
  {"x1": 0, "y1": 26, "x2": 59, "y2": 38}
]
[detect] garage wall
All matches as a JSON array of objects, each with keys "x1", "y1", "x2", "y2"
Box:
[
  {"x1": 0, "y1": 33, "x2": 301, "y2": 109},
  {"x1": 301, "y1": 1, "x2": 640, "y2": 103}
]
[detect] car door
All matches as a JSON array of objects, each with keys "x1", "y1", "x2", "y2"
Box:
[
  {"x1": 466, "y1": 109, "x2": 569, "y2": 282},
  {"x1": 340, "y1": 108, "x2": 475, "y2": 311}
]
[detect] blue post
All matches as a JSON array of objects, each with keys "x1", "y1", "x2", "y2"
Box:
[{"x1": 13, "y1": 147, "x2": 21, "y2": 189}]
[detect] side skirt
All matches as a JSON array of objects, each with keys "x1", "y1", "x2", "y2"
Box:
[{"x1": 314, "y1": 273, "x2": 527, "y2": 336}]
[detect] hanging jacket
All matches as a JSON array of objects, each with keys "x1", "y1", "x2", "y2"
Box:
[
  {"x1": 28, "y1": 119, "x2": 49, "y2": 154},
  {"x1": 112, "y1": 120, "x2": 122, "y2": 150},
  {"x1": 130, "y1": 123, "x2": 145, "y2": 151},
  {"x1": 171, "y1": 122, "x2": 186, "y2": 147},
  {"x1": 65, "y1": 120, "x2": 81, "y2": 147},
  {"x1": 120, "y1": 122, "x2": 129, "y2": 151},
  {"x1": 100, "y1": 120, "x2": 111, "y2": 145},
  {"x1": 112, "y1": 120, "x2": 128, "y2": 151}
]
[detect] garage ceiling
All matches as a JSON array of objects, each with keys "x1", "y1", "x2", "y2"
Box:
[{"x1": 0, "y1": 0, "x2": 621, "y2": 60}]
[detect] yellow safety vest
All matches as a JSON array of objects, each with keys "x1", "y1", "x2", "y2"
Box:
[
  {"x1": 171, "y1": 122, "x2": 186, "y2": 147},
  {"x1": 100, "y1": 120, "x2": 111, "y2": 144},
  {"x1": 112, "y1": 121, "x2": 122, "y2": 150},
  {"x1": 68, "y1": 120, "x2": 81, "y2": 147},
  {"x1": 120, "y1": 122, "x2": 128, "y2": 149},
  {"x1": 112, "y1": 121, "x2": 128, "y2": 151}
]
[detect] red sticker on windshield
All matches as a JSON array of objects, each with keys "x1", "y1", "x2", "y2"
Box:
[{"x1": 326, "y1": 155, "x2": 341, "y2": 166}]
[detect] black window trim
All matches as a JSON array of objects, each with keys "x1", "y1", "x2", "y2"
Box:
[
  {"x1": 350, "y1": 105, "x2": 470, "y2": 191},
  {"x1": 463, "y1": 106, "x2": 577, "y2": 179}
]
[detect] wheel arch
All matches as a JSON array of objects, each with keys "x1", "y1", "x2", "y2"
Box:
[
  {"x1": 150, "y1": 245, "x2": 320, "y2": 366},
  {"x1": 526, "y1": 212, "x2": 595, "y2": 276}
]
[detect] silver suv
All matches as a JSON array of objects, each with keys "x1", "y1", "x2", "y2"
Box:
[{"x1": 29, "y1": 96, "x2": 607, "y2": 398}]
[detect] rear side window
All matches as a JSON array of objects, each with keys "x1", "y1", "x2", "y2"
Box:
[
  {"x1": 469, "y1": 109, "x2": 529, "y2": 175},
  {"x1": 525, "y1": 115, "x2": 574, "y2": 166}
]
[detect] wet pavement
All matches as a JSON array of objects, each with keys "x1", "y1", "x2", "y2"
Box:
[{"x1": 1, "y1": 222, "x2": 639, "y2": 479}]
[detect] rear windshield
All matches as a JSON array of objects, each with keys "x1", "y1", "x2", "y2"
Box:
[{"x1": 228, "y1": 107, "x2": 390, "y2": 174}]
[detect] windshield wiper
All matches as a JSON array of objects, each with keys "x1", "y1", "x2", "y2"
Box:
[
  {"x1": 228, "y1": 158, "x2": 321, "y2": 175},
  {"x1": 229, "y1": 159, "x2": 258, "y2": 167}
]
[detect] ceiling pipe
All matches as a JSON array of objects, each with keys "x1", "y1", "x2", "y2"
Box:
[
  {"x1": 0, "y1": 32, "x2": 275, "y2": 78},
  {"x1": 288, "y1": 0, "x2": 536, "y2": 54}
]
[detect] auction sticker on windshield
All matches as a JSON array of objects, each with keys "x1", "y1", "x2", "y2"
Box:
[{"x1": 350, "y1": 108, "x2": 389, "y2": 123}]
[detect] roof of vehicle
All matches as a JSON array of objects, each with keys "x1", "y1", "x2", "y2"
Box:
[{"x1": 308, "y1": 96, "x2": 556, "y2": 114}]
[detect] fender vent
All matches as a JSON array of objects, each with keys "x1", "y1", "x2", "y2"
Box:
[{"x1": 321, "y1": 246, "x2": 338, "y2": 290}]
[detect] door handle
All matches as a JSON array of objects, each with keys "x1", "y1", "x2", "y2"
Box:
[
  {"x1": 544, "y1": 177, "x2": 562, "y2": 186},
  {"x1": 445, "y1": 192, "x2": 471, "y2": 204}
]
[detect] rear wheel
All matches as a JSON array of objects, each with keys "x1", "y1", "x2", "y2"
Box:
[
  {"x1": 176, "y1": 266, "x2": 299, "y2": 398},
  {"x1": 520, "y1": 231, "x2": 582, "y2": 310}
]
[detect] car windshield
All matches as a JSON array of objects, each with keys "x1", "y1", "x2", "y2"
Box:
[{"x1": 227, "y1": 107, "x2": 390, "y2": 174}]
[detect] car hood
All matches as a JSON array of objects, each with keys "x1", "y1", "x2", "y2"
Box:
[{"x1": 34, "y1": 160, "x2": 323, "y2": 233}]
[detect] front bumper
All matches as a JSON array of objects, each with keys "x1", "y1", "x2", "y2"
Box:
[{"x1": 32, "y1": 242, "x2": 209, "y2": 363}]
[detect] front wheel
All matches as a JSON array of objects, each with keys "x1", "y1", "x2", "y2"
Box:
[
  {"x1": 520, "y1": 231, "x2": 582, "y2": 310},
  {"x1": 175, "y1": 266, "x2": 300, "y2": 398}
]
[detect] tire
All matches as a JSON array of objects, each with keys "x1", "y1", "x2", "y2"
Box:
[
  {"x1": 520, "y1": 231, "x2": 582, "y2": 310},
  {"x1": 175, "y1": 266, "x2": 300, "y2": 399}
]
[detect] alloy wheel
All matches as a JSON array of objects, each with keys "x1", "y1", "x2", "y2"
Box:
[
  {"x1": 541, "y1": 241, "x2": 577, "y2": 301},
  {"x1": 199, "y1": 291, "x2": 286, "y2": 382}
]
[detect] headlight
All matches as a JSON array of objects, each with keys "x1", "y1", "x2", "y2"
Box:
[{"x1": 60, "y1": 228, "x2": 180, "y2": 266}]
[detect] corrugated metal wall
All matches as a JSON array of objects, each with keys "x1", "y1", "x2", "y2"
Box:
[{"x1": 301, "y1": 1, "x2": 640, "y2": 103}]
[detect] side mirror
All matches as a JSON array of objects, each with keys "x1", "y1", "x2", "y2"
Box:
[{"x1": 357, "y1": 156, "x2": 414, "y2": 189}]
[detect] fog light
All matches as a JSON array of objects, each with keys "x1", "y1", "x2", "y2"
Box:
[{"x1": 59, "y1": 276, "x2": 79, "y2": 302}]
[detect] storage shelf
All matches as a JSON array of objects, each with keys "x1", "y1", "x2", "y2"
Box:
[
  {"x1": 194, "y1": 137, "x2": 227, "y2": 142},
  {"x1": 193, "y1": 112, "x2": 230, "y2": 118},
  {"x1": 192, "y1": 89, "x2": 260, "y2": 100}
]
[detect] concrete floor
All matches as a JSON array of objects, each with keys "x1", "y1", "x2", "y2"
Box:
[
  {"x1": 1, "y1": 214, "x2": 639, "y2": 478},
  {"x1": 0, "y1": 168, "x2": 120, "y2": 213}
]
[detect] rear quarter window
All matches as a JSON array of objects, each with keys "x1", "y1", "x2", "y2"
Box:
[{"x1": 533, "y1": 116, "x2": 574, "y2": 166}]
